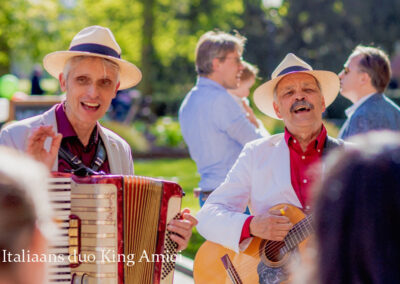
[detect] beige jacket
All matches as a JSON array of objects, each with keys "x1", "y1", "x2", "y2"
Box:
[{"x1": 0, "y1": 106, "x2": 134, "y2": 175}]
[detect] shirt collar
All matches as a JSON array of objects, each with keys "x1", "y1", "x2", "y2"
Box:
[
  {"x1": 197, "y1": 76, "x2": 227, "y2": 91},
  {"x1": 284, "y1": 124, "x2": 327, "y2": 151},
  {"x1": 55, "y1": 102, "x2": 99, "y2": 143},
  {"x1": 345, "y1": 93, "x2": 376, "y2": 118}
]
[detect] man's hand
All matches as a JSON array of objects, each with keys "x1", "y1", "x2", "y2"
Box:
[
  {"x1": 249, "y1": 208, "x2": 292, "y2": 241},
  {"x1": 27, "y1": 125, "x2": 62, "y2": 170},
  {"x1": 167, "y1": 208, "x2": 198, "y2": 252}
]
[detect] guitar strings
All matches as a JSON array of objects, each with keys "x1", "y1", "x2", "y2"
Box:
[
  {"x1": 229, "y1": 214, "x2": 313, "y2": 271},
  {"x1": 264, "y1": 214, "x2": 313, "y2": 254},
  {"x1": 284, "y1": 215, "x2": 313, "y2": 248},
  {"x1": 216, "y1": 214, "x2": 314, "y2": 274},
  {"x1": 261, "y1": 214, "x2": 312, "y2": 255}
]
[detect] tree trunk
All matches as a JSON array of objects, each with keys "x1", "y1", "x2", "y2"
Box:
[
  {"x1": 0, "y1": 40, "x2": 11, "y2": 75},
  {"x1": 140, "y1": 0, "x2": 155, "y2": 97}
]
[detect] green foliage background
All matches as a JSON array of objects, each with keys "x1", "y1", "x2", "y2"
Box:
[{"x1": 2, "y1": 0, "x2": 400, "y2": 116}]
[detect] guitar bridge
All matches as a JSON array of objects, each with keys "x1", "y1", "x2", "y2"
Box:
[{"x1": 221, "y1": 254, "x2": 243, "y2": 284}]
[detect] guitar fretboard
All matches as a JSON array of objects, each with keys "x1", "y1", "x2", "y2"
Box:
[{"x1": 282, "y1": 214, "x2": 313, "y2": 253}]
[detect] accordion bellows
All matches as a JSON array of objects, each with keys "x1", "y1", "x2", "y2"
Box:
[{"x1": 47, "y1": 174, "x2": 183, "y2": 284}]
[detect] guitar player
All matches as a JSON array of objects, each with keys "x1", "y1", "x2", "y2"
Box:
[{"x1": 196, "y1": 53, "x2": 345, "y2": 283}]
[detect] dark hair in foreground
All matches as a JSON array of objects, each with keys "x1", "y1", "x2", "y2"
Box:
[
  {"x1": 0, "y1": 174, "x2": 36, "y2": 271},
  {"x1": 0, "y1": 146, "x2": 52, "y2": 283},
  {"x1": 314, "y1": 131, "x2": 400, "y2": 283}
]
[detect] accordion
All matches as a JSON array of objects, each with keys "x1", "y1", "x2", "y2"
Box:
[{"x1": 47, "y1": 173, "x2": 183, "y2": 284}]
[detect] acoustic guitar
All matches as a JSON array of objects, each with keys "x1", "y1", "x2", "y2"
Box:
[{"x1": 193, "y1": 204, "x2": 313, "y2": 284}]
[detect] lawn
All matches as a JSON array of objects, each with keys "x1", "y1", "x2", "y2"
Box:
[{"x1": 134, "y1": 158, "x2": 205, "y2": 259}]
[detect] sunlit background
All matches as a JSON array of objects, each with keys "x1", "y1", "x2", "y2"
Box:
[{"x1": 1, "y1": 0, "x2": 400, "y2": 261}]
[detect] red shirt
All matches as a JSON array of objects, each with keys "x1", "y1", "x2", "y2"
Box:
[
  {"x1": 240, "y1": 126, "x2": 327, "y2": 242},
  {"x1": 284, "y1": 125, "x2": 326, "y2": 208},
  {"x1": 55, "y1": 103, "x2": 110, "y2": 174}
]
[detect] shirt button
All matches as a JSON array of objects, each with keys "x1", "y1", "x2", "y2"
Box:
[
  {"x1": 317, "y1": 149, "x2": 321, "y2": 153},
  {"x1": 303, "y1": 179, "x2": 308, "y2": 184},
  {"x1": 302, "y1": 155, "x2": 305, "y2": 160},
  {"x1": 293, "y1": 140, "x2": 297, "y2": 143}
]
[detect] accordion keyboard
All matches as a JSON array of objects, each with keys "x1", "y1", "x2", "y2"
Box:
[
  {"x1": 47, "y1": 174, "x2": 182, "y2": 284},
  {"x1": 48, "y1": 176, "x2": 73, "y2": 283}
]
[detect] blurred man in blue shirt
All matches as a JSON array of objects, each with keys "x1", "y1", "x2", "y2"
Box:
[{"x1": 179, "y1": 31, "x2": 269, "y2": 206}]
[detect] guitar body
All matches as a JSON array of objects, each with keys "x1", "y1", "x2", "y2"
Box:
[{"x1": 194, "y1": 204, "x2": 310, "y2": 284}]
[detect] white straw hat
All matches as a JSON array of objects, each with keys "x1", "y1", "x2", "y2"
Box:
[
  {"x1": 254, "y1": 53, "x2": 339, "y2": 119},
  {"x1": 43, "y1": 25, "x2": 142, "y2": 90}
]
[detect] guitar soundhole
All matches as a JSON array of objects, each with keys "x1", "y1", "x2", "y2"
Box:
[{"x1": 264, "y1": 241, "x2": 285, "y2": 262}]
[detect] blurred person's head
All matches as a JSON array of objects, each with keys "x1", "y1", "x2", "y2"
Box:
[
  {"x1": 339, "y1": 45, "x2": 391, "y2": 103},
  {"x1": 195, "y1": 30, "x2": 246, "y2": 89},
  {"x1": 312, "y1": 131, "x2": 400, "y2": 284},
  {"x1": 0, "y1": 146, "x2": 52, "y2": 284},
  {"x1": 228, "y1": 61, "x2": 259, "y2": 98},
  {"x1": 32, "y1": 64, "x2": 43, "y2": 77}
]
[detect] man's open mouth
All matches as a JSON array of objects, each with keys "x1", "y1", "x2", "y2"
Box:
[
  {"x1": 81, "y1": 102, "x2": 100, "y2": 110},
  {"x1": 291, "y1": 101, "x2": 314, "y2": 114},
  {"x1": 294, "y1": 105, "x2": 311, "y2": 113}
]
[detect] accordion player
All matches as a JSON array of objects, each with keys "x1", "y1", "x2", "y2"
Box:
[{"x1": 47, "y1": 173, "x2": 184, "y2": 284}]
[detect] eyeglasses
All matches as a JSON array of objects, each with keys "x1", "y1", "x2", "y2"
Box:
[
  {"x1": 343, "y1": 66, "x2": 366, "y2": 75},
  {"x1": 218, "y1": 56, "x2": 243, "y2": 65}
]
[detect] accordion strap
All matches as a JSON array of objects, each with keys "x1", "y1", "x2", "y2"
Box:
[{"x1": 58, "y1": 139, "x2": 107, "y2": 176}]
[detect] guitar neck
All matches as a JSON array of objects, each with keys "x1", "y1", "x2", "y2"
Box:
[{"x1": 283, "y1": 214, "x2": 313, "y2": 251}]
